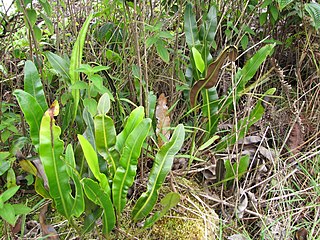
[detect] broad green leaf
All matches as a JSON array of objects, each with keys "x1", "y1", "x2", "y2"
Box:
[
  {"x1": 69, "y1": 14, "x2": 93, "y2": 122},
  {"x1": 0, "y1": 186, "x2": 20, "y2": 202},
  {"x1": 112, "y1": 118, "x2": 152, "y2": 215},
  {"x1": 13, "y1": 90, "x2": 44, "y2": 150},
  {"x1": 70, "y1": 81, "x2": 88, "y2": 90},
  {"x1": 33, "y1": 25, "x2": 42, "y2": 41},
  {"x1": 224, "y1": 155, "x2": 250, "y2": 187},
  {"x1": 39, "y1": 104, "x2": 83, "y2": 219},
  {"x1": 94, "y1": 115, "x2": 119, "y2": 176},
  {"x1": 82, "y1": 178, "x2": 116, "y2": 235},
  {"x1": 64, "y1": 144, "x2": 85, "y2": 217},
  {"x1": 202, "y1": 5, "x2": 217, "y2": 44},
  {"x1": 6, "y1": 168, "x2": 16, "y2": 188},
  {"x1": 12, "y1": 204, "x2": 31, "y2": 215},
  {"x1": 82, "y1": 108, "x2": 96, "y2": 150},
  {"x1": 305, "y1": 3, "x2": 320, "y2": 30},
  {"x1": 78, "y1": 134, "x2": 110, "y2": 195},
  {"x1": 192, "y1": 47, "x2": 205, "y2": 73},
  {"x1": 116, "y1": 106, "x2": 145, "y2": 152},
  {"x1": 83, "y1": 98, "x2": 97, "y2": 117},
  {"x1": 39, "y1": 0, "x2": 52, "y2": 16},
  {"x1": 132, "y1": 124, "x2": 185, "y2": 221},
  {"x1": 143, "y1": 192, "x2": 180, "y2": 228},
  {"x1": 82, "y1": 208, "x2": 103, "y2": 235},
  {"x1": 276, "y1": 0, "x2": 293, "y2": 11},
  {"x1": 26, "y1": 8, "x2": 37, "y2": 25},
  {"x1": 97, "y1": 93, "x2": 111, "y2": 115},
  {"x1": 0, "y1": 203, "x2": 16, "y2": 225},
  {"x1": 46, "y1": 52, "x2": 70, "y2": 82},
  {"x1": 155, "y1": 40, "x2": 170, "y2": 63},
  {"x1": 184, "y1": 2, "x2": 200, "y2": 47},
  {"x1": 23, "y1": 60, "x2": 48, "y2": 111}
]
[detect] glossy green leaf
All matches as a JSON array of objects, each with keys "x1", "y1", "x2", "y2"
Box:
[
  {"x1": 97, "y1": 93, "x2": 111, "y2": 115},
  {"x1": 184, "y1": 2, "x2": 200, "y2": 47},
  {"x1": 78, "y1": 134, "x2": 110, "y2": 195},
  {"x1": 26, "y1": 8, "x2": 37, "y2": 25},
  {"x1": 70, "y1": 14, "x2": 93, "y2": 122},
  {"x1": 82, "y1": 178, "x2": 116, "y2": 235},
  {"x1": 224, "y1": 155, "x2": 250, "y2": 186},
  {"x1": 13, "y1": 90, "x2": 44, "y2": 150},
  {"x1": 33, "y1": 25, "x2": 42, "y2": 41},
  {"x1": 132, "y1": 124, "x2": 185, "y2": 221},
  {"x1": 221, "y1": 44, "x2": 275, "y2": 111},
  {"x1": 112, "y1": 118, "x2": 152, "y2": 215},
  {"x1": 39, "y1": 107, "x2": 83, "y2": 219},
  {"x1": 12, "y1": 204, "x2": 31, "y2": 215},
  {"x1": 0, "y1": 203, "x2": 16, "y2": 225},
  {"x1": 83, "y1": 98, "x2": 97, "y2": 117},
  {"x1": 39, "y1": 0, "x2": 52, "y2": 16},
  {"x1": 23, "y1": 60, "x2": 48, "y2": 111},
  {"x1": 46, "y1": 52, "x2": 70, "y2": 82},
  {"x1": 276, "y1": 0, "x2": 293, "y2": 11},
  {"x1": 202, "y1": 5, "x2": 217, "y2": 44},
  {"x1": 116, "y1": 106, "x2": 145, "y2": 152},
  {"x1": 64, "y1": 144, "x2": 85, "y2": 217},
  {"x1": 155, "y1": 40, "x2": 170, "y2": 63},
  {"x1": 0, "y1": 186, "x2": 20, "y2": 202},
  {"x1": 94, "y1": 115, "x2": 119, "y2": 176},
  {"x1": 305, "y1": 3, "x2": 320, "y2": 30},
  {"x1": 82, "y1": 108, "x2": 96, "y2": 150},
  {"x1": 82, "y1": 208, "x2": 103, "y2": 235},
  {"x1": 143, "y1": 192, "x2": 180, "y2": 228},
  {"x1": 192, "y1": 47, "x2": 205, "y2": 73}
]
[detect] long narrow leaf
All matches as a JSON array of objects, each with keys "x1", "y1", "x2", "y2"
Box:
[
  {"x1": 69, "y1": 14, "x2": 93, "y2": 122},
  {"x1": 23, "y1": 60, "x2": 48, "y2": 111},
  {"x1": 46, "y1": 52, "x2": 70, "y2": 82},
  {"x1": 82, "y1": 178, "x2": 115, "y2": 235},
  {"x1": 115, "y1": 106, "x2": 145, "y2": 152},
  {"x1": 64, "y1": 144, "x2": 84, "y2": 217},
  {"x1": 78, "y1": 134, "x2": 110, "y2": 195},
  {"x1": 13, "y1": 90, "x2": 44, "y2": 150},
  {"x1": 184, "y1": 2, "x2": 200, "y2": 47},
  {"x1": 132, "y1": 124, "x2": 185, "y2": 221},
  {"x1": 39, "y1": 101, "x2": 79, "y2": 219},
  {"x1": 94, "y1": 115, "x2": 119, "y2": 176},
  {"x1": 112, "y1": 118, "x2": 151, "y2": 215}
]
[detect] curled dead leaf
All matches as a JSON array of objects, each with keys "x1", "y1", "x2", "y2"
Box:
[
  {"x1": 190, "y1": 46, "x2": 238, "y2": 108},
  {"x1": 156, "y1": 93, "x2": 171, "y2": 147}
]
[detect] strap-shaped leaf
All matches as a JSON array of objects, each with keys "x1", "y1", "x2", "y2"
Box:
[
  {"x1": 221, "y1": 44, "x2": 275, "y2": 110},
  {"x1": 94, "y1": 115, "x2": 120, "y2": 176},
  {"x1": 13, "y1": 90, "x2": 44, "y2": 150},
  {"x1": 190, "y1": 46, "x2": 238, "y2": 108},
  {"x1": 70, "y1": 13, "x2": 93, "y2": 122},
  {"x1": 132, "y1": 124, "x2": 185, "y2": 221},
  {"x1": 143, "y1": 192, "x2": 180, "y2": 228},
  {"x1": 82, "y1": 178, "x2": 115, "y2": 235},
  {"x1": 46, "y1": 52, "x2": 70, "y2": 82},
  {"x1": 115, "y1": 106, "x2": 145, "y2": 152},
  {"x1": 24, "y1": 60, "x2": 48, "y2": 112},
  {"x1": 112, "y1": 118, "x2": 152, "y2": 215},
  {"x1": 78, "y1": 134, "x2": 110, "y2": 195},
  {"x1": 64, "y1": 144, "x2": 85, "y2": 217},
  {"x1": 184, "y1": 2, "x2": 200, "y2": 47},
  {"x1": 39, "y1": 101, "x2": 83, "y2": 219}
]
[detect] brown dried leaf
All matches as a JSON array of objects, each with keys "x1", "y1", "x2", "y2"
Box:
[
  {"x1": 287, "y1": 122, "x2": 304, "y2": 155},
  {"x1": 295, "y1": 227, "x2": 308, "y2": 240},
  {"x1": 39, "y1": 204, "x2": 59, "y2": 239},
  {"x1": 156, "y1": 93, "x2": 171, "y2": 147},
  {"x1": 190, "y1": 46, "x2": 238, "y2": 107}
]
